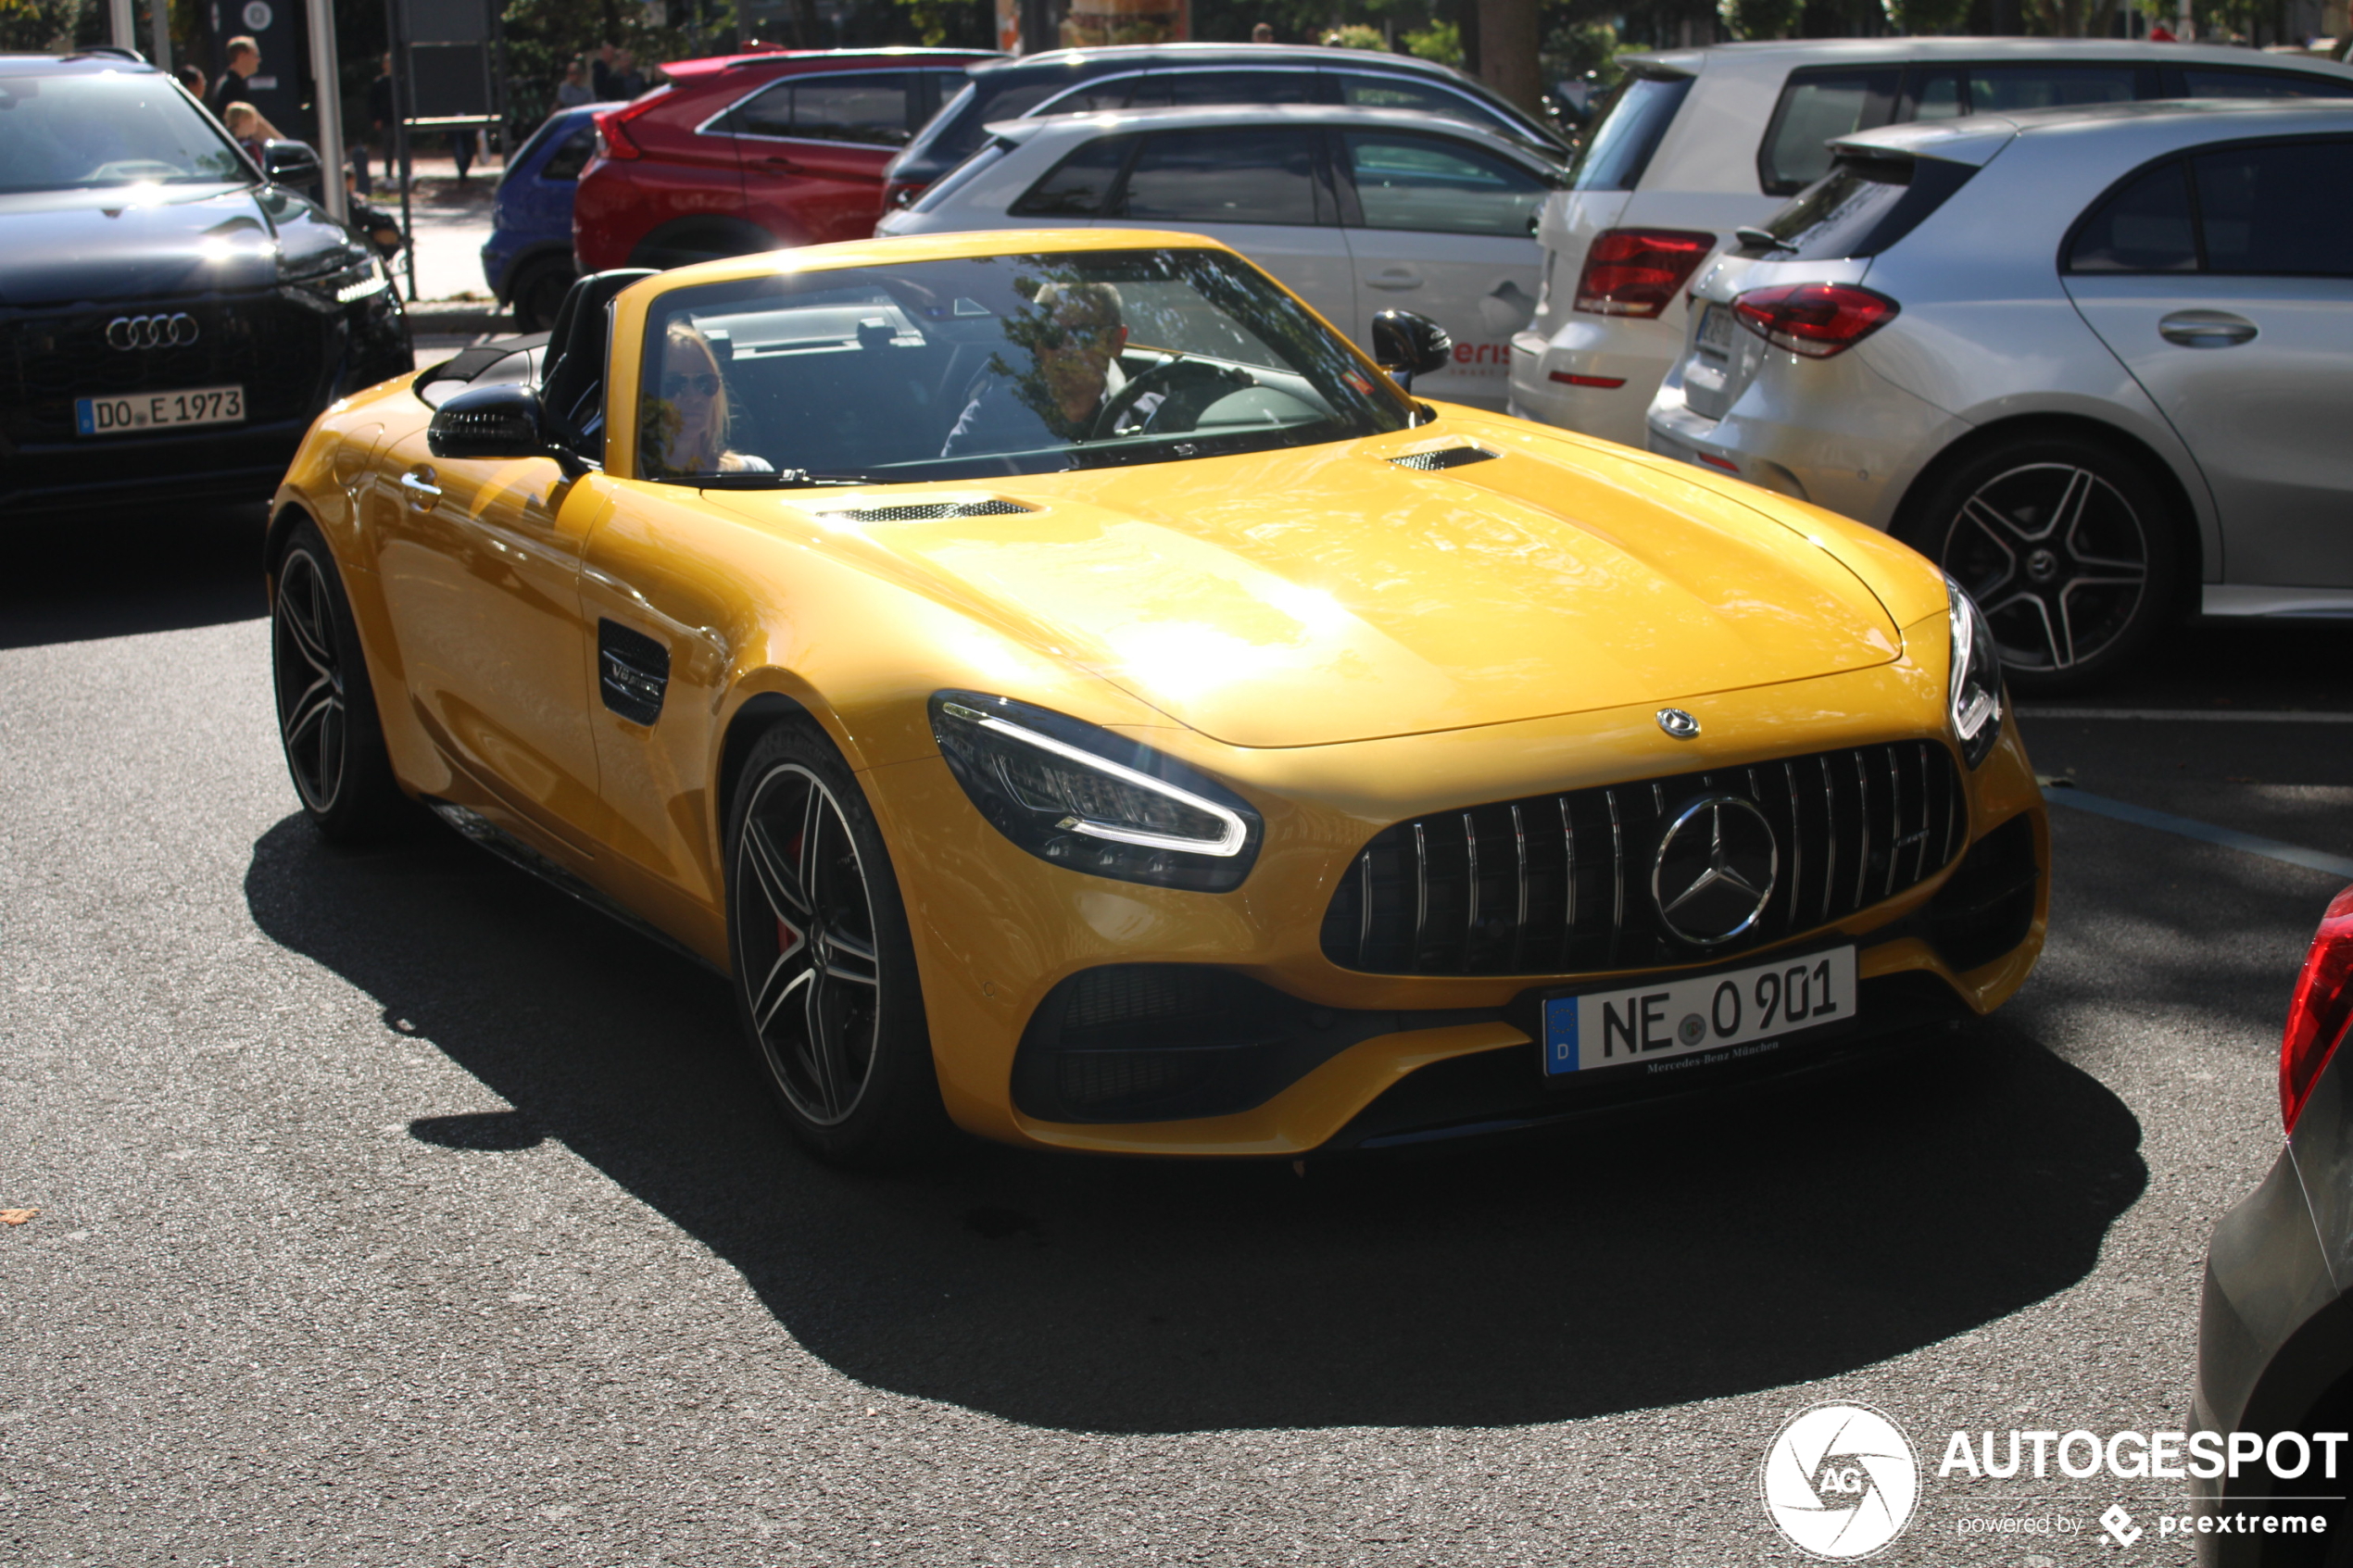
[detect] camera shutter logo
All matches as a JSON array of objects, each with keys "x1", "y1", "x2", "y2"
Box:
[
  {"x1": 106, "y1": 314, "x2": 199, "y2": 351},
  {"x1": 1759, "y1": 1402, "x2": 1919, "y2": 1560}
]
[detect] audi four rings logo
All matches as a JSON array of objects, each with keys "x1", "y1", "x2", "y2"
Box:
[
  {"x1": 1651, "y1": 795, "x2": 1779, "y2": 946},
  {"x1": 106, "y1": 314, "x2": 199, "y2": 351}
]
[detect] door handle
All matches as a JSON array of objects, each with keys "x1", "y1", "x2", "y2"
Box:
[
  {"x1": 1366, "y1": 270, "x2": 1423, "y2": 291},
  {"x1": 400, "y1": 467, "x2": 441, "y2": 511},
  {"x1": 2158, "y1": 310, "x2": 2258, "y2": 347},
  {"x1": 758, "y1": 155, "x2": 802, "y2": 173}
]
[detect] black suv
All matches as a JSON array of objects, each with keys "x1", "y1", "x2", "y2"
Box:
[
  {"x1": 0, "y1": 51, "x2": 411, "y2": 515},
  {"x1": 882, "y1": 43, "x2": 1567, "y2": 210}
]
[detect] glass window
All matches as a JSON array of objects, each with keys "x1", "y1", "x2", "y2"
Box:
[
  {"x1": 1012, "y1": 134, "x2": 1133, "y2": 218},
  {"x1": 2192, "y1": 139, "x2": 2353, "y2": 275},
  {"x1": 2066, "y1": 161, "x2": 2197, "y2": 272},
  {"x1": 1043, "y1": 74, "x2": 1148, "y2": 112},
  {"x1": 542, "y1": 125, "x2": 595, "y2": 182},
  {"x1": 1569, "y1": 73, "x2": 1692, "y2": 193},
  {"x1": 1967, "y1": 65, "x2": 2136, "y2": 114},
  {"x1": 1342, "y1": 131, "x2": 1549, "y2": 237},
  {"x1": 786, "y1": 73, "x2": 915, "y2": 145},
  {"x1": 1752, "y1": 154, "x2": 1976, "y2": 261},
  {"x1": 1335, "y1": 72, "x2": 1520, "y2": 140},
  {"x1": 0, "y1": 70, "x2": 247, "y2": 191},
  {"x1": 1119, "y1": 128, "x2": 1319, "y2": 226},
  {"x1": 634, "y1": 247, "x2": 1411, "y2": 484},
  {"x1": 2178, "y1": 67, "x2": 2353, "y2": 100},
  {"x1": 1156, "y1": 69, "x2": 1318, "y2": 107},
  {"x1": 1758, "y1": 68, "x2": 1900, "y2": 195},
  {"x1": 1904, "y1": 69, "x2": 1965, "y2": 122}
]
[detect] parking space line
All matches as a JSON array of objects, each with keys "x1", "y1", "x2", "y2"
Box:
[
  {"x1": 2020, "y1": 708, "x2": 2353, "y2": 722},
  {"x1": 2041, "y1": 785, "x2": 2353, "y2": 881}
]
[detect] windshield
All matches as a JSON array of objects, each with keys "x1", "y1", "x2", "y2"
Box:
[
  {"x1": 0, "y1": 70, "x2": 250, "y2": 193},
  {"x1": 635, "y1": 247, "x2": 1416, "y2": 486},
  {"x1": 1568, "y1": 72, "x2": 1690, "y2": 192}
]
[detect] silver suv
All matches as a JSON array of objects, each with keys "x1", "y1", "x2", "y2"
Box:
[
  {"x1": 1646, "y1": 98, "x2": 2353, "y2": 691},
  {"x1": 1508, "y1": 40, "x2": 2353, "y2": 453}
]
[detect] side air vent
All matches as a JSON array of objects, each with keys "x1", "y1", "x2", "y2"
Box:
[
  {"x1": 598, "y1": 619, "x2": 669, "y2": 725},
  {"x1": 1389, "y1": 445, "x2": 1498, "y2": 472},
  {"x1": 817, "y1": 498, "x2": 1034, "y2": 524}
]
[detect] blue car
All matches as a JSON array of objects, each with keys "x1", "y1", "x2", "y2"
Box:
[{"x1": 482, "y1": 106, "x2": 598, "y2": 331}]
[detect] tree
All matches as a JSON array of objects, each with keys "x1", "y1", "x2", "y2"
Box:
[
  {"x1": 2023, "y1": 0, "x2": 2120, "y2": 33},
  {"x1": 0, "y1": 0, "x2": 84, "y2": 51},
  {"x1": 1881, "y1": 0, "x2": 1970, "y2": 31},
  {"x1": 1718, "y1": 0, "x2": 1799, "y2": 36}
]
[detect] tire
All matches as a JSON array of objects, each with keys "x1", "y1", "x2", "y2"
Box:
[
  {"x1": 724, "y1": 721, "x2": 948, "y2": 1169},
  {"x1": 1896, "y1": 433, "x2": 2183, "y2": 696},
  {"x1": 270, "y1": 520, "x2": 405, "y2": 842},
  {"x1": 509, "y1": 257, "x2": 574, "y2": 333}
]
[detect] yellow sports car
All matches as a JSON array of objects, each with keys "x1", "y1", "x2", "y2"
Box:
[{"x1": 269, "y1": 230, "x2": 2045, "y2": 1166}]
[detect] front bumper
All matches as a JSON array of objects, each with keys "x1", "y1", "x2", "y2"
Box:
[{"x1": 872, "y1": 655, "x2": 2049, "y2": 1158}]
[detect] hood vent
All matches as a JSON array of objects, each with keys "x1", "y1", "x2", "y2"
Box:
[
  {"x1": 1389, "y1": 444, "x2": 1499, "y2": 472},
  {"x1": 818, "y1": 497, "x2": 1034, "y2": 524}
]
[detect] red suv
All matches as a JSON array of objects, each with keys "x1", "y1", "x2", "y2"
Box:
[{"x1": 574, "y1": 47, "x2": 999, "y2": 271}]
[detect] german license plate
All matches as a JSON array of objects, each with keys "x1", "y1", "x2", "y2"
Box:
[
  {"x1": 1695, "y1": 303, "x2": 1737, "y2": 358},
  {"x1": 1541, "y1": 946, "x2": 1856, "y2": 1077},
  {"x1": 75, "y1": 384, "x2": 244, "y2": 436}
]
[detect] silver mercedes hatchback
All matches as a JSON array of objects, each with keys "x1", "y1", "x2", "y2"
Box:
[{"x1": 1645, "y1": 99, "x2": 2353, "y2": 692}]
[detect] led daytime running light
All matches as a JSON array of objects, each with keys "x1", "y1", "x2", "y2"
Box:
[
  {"x1": 1946, "y1": 577, "x2": 2004, "y2": 769},
  {"x1": 942, "y1": 701, "x2": 1248, "y2": 857}
]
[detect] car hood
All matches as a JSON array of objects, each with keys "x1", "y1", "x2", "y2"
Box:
[
  {"x1": 0, "y1": 183, "x2": 355, "y2": 305},
  {"x1": 721, "y1": 424, "x2": 1920, "y2": 748}
]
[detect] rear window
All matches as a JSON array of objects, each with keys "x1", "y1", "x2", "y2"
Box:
[
  {"x1": 2069, "y1": 137, "x2": 2353, "y2": 276},
  {"x1": 1746, "y1": 154, "x2": 1976, "y2": 262},
  {"x1": 1758, "y1": 68, "x2": 1900, "y2": 196},
  {"x1": 1569, "y1": 72, "x2": 1691, "y2": 192}
]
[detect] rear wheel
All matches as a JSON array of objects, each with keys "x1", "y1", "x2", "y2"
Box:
[
  {"x1": 724, "y1": 721, "x2": 948, "y2": 1168},
  {"x1": 1898, "y1": 433, "x2": 2182, "y2": 695},
  {"x1": 271, "y1": 520, "x2": 404, "y2": 841}
]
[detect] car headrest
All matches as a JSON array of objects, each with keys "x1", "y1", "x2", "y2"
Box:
[{"x1": 539, "y1": 268, "x2": 656, "y2": 458}]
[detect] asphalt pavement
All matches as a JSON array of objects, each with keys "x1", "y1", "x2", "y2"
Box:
[{"x1": 5, "y1": 504, "x2": 2352, "y2": 1565}]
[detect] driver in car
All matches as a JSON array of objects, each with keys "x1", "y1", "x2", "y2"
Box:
[{"x1": 941, "y1": 282, "x2": 1162, "y2": 458}]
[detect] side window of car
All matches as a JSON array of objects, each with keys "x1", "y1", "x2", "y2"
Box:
[
  {"x1": 2191, "y1": 138, "x2": 2353, "y2": 275},
  {"x1": 786, "y1": 73, "x2": 918, "y2": 146},
  {"x1": 1333, "y1": 72, "x2": 1518, "y2": 138},
  {"x1": 2066, "y1": 160, "x2": 2197, "y2": 272},
  {"x1": 2173, "y1": 66, "x2": 2353, "y2": 101},
  {"x1": 1901, "y1": 69, "x2": 1964, "y2": 122},
  {"x1": 1119, "y1": 127, "x2": 1322, "y2": 225},
  {"x1": 543, "y1": 125, "x2": 596, "y2": 182},
  {"x1": 1156, "y1": 69, "x2": 1319, "y2": 107},
  {"x1": 1967, "y1": 64, "x2": 2140, "y2": 114},
  {"x1": 1341, "y1": 131, "x2": 1549, "y2": 236},
  {"x1": 1757, "y1": 68, "x2": 1900, "y2": 195},
  {"x1": 731, "y1": 81, "x2": 797, "y2": 139},
  {"x1": 1042, "y1": 73, "x2": 1151, "y2": 113},
  {"x1": 1009, "y1": 134, "x2": 1135, "y2": 217}
]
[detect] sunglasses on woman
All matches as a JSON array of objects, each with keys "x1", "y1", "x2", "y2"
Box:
[{"x1": 661, "y1": 371, "x2": 721, "y2": 398}]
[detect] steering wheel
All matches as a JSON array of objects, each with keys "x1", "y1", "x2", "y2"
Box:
[{"x1": 1089, "y1": 357, "x2": 1254, "y2": 441}]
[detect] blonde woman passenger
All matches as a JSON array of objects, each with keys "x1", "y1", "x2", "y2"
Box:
[
  {"x1": 640, "y1": 319, "x2": 771, "y2": 477},
  {"x1": 221, "y1": 102, "x2": 284, "y2": 163}
]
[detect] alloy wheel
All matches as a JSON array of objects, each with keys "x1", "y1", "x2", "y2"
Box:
[
  {"x1": 1942, "y1": 461, "x2": 2149, "y2": 672},
  {"x1": 735, "y1": 764, "x2": 885, "y2": 1127},
  {"x1": 272, "y1": 547, "x2": 347, "y2": 812}
]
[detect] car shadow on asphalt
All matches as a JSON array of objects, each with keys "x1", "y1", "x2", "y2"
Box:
[
  {"x1": 245, "y1": 808, "x2": 2147, "y2": 1436},
  {"x1": 0, "y1": 502, "x2": 267, "y2": 650}
]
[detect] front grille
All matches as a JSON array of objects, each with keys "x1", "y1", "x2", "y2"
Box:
[
  {"x1": 1320, "y1": 739, "x2": 1967, "y2": 976},
  {"x1": 818, "y1": 498, "x2": 1031, "y2": 523},
  {"x1": 0, "y1": 295, "x2": 328, "y2": 444}
]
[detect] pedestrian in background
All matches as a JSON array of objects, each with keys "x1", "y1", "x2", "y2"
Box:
[
  {"x1": 342, "y1": 163, "x2": 402, "y2": 259},
  {"x1": 362, "y1": 53, "x2": 394, "y2": 194},
  {"x1": 557, "y1": 59, "x2": 593, "y2": 107},
  {"x1": 592, "y1": 42, "x2": 621, "y2": 100},
  {"x1": 1252, "y1": 21, "x2": 1274, "y2": 41},
  {"x1": 208, "y1": 35, "x2": 258, "y2": 118},
  {"x1": 614, "y1": 48, "x2": 647, "y2": 99},
  {"x1": 175, "y1": 64, "x2": 205, "y2": 100}
]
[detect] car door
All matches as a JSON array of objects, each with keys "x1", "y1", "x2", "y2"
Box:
[
  {"x1": 730, "y1": 69, "x2": 919, "y2": 245},
  {"x1": 1091, "y1": 124, "x2": 1356, "y2": 338},
  {"x1": 2064, "y1": 136, "x2": 2353, "y2": 587},
  {"x1": 1331, "y1": 126, "x2": 1549, "y2": 409},
  {"x1": 368, "y1": 429, "x2": 613, "y2": 856}
]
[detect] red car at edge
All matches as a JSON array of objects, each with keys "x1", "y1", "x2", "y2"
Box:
[{"x1": 573, "y1": 47, "x2": 999, "y2": 272}]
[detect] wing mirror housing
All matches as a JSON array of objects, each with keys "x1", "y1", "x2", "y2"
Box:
[
  {"x1": 1371, "y1": 309, "x2": 1453, "y2": 390},
  {"x1": 259, "y1": 137, "x2": 322, "y2": 190},
  {"x1": 427, "y1": 383, "x2": 588, "y2": 476}
]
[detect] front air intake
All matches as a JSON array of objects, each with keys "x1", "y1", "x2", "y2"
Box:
[{"x1": 816, "y1": 498, "x2": 1032, "y2": 523}]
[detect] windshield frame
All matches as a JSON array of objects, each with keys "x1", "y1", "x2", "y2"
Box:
[
  {"x1": 615, "y1": 245, "x2": 1420, "y2": 488},
  {"x1": 0, "y1": 67, "x2": 258, "y2": 195}
]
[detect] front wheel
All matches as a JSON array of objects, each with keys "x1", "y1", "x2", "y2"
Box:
[
  {"x1": 271, "y1": 520, "x2": 405, "y2": 841},
  {"x1": 1897, "y1": 434, "x2": 2183, "y2": 695},
  {"x1": 724, "y1": 722, "x2": 948, "y2": 1169}
]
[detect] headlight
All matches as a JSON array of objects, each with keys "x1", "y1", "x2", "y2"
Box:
[
  {"x1": 287, "y1": 250, "x2": 386, "y2": 307},
  {"x1": 930, "y1": 691, "x2": 1262, "y2": 892},
  {"x1": 1946, "y1": 576, "x2": 2004, "y2": 769}
]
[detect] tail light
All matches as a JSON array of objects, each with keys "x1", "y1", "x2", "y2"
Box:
[
  {"x1": 1572, "y1": 229, "x2": 1715, "y2": 320},
  {"x1": 883, "y1": 179, "x2": 927, "y2": 210},
  {"x1": 593, "y1": 94, "x2": 662, "y2": 161},
  {"x1": 2282, "y1": 884, "x2": 2353, "y2": 1132},
  {"x1": 1732, "y1": 282, "x2": 1899, "y2": 359}
]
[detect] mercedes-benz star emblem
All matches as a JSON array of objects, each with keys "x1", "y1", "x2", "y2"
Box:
[
  {"x1": 1652, "y1": 795, "x2": 1779, "y2": 946},
  {"x1": 1657, "y1": 708, "x2": 1700, "y2": 739},
  {"x1": 105, "y1": 313, "x2": 199, "y2": 351}
]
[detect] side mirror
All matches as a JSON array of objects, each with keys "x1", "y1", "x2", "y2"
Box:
[
  {"x1": 259, "y1": 137, "x2": 322, "y2": 190},
  {"x1": 1371, "y1": 309, "x2": 1453, "y2": 389},
  {"x1": 429, "y1": 383, "x2": 561, "y2": 463}
]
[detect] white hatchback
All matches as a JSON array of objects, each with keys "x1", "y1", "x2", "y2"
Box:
[
  {"x1": 1507, "y1": 38, "x2": 2353, "y2": 448},
  {"x1": 875, "y1": 104, "x2": 1562, "y2": 409}
]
